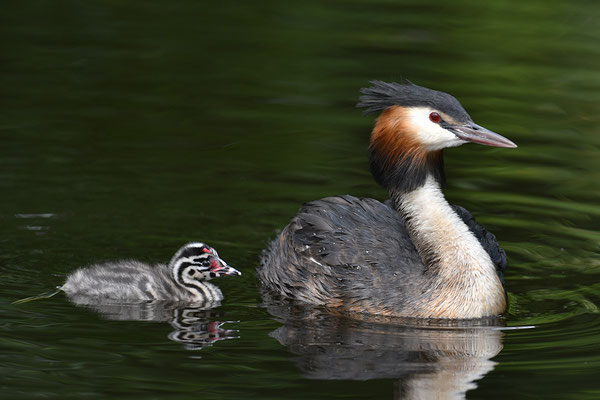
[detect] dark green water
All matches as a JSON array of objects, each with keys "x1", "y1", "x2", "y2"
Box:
[{"x1": 2, "y1": 1, "x2": 599, "y2": 399}]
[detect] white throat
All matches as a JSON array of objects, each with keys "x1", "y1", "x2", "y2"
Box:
[{"x1": 396, "y1": 176, "x2": 506, "y2": 318}]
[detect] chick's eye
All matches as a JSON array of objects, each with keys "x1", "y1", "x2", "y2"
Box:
[{"x1": 429, "y1": 112, "x2": 441, "y2": 123}]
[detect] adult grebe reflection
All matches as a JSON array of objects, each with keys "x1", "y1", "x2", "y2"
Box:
[
  {"x1": 264, "y1": 296, "x2": 504, "y2": 399},
  {"x1": 67, "y1": 295, "x2": 238, "y2": 351}
]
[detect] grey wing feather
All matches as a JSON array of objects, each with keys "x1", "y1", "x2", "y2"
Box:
[
  {"x1": 259, "y1": 195, "x2": 424, "y2": 307},
  {"x1": 292, "y1": 196, "x2": 421, "y2": 271}
]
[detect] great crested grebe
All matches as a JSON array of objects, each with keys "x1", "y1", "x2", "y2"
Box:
[
  {"x1": 259, "y1": 81, "x2": 517, "y2": 319},
  {"x1": 15, "y1": 242, "x2": 241, "y2": 304}
]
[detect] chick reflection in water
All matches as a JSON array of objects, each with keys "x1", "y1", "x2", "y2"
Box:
[
  {"x1": 74, "y1": 302, "x2": 239, "y2": 351},
  {"x1": 266, "y1": 300, "x2": 504, "y2": 399}
]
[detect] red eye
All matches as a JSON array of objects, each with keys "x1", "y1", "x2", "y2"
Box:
[{"x1": 429, "y1": 112, "x2": 441, "y2": 123}]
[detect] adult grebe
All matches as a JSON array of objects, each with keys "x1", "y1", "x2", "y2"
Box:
[
  {"x1": 258, "y1": 81, "x2": 517, "y2": 319},
  {"x1": 15, "y1": 243, "x2": 241, "y2": 304}
]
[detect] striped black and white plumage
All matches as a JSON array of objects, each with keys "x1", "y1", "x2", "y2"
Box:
[{"x1": 61, "y1": 242, "x2": 241, "y2": 304}]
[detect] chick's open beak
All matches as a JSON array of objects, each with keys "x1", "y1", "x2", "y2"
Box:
[{"x1": 209, "y1": 257, "x2": 242, "y2": 277}]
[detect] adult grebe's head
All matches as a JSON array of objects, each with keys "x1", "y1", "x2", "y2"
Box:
[
  {"x1": 357, "y1": 81, "x2": 517, "y2": 192},
  {"x1": 170, "y1": 242, "x2": 241, "y2": 287}
]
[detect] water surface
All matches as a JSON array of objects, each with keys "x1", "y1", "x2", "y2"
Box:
[{"x1": 2, "y1": 1, "x2": 599, "y2": 399}]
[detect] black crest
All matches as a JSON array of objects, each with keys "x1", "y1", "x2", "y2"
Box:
[{"x1": 357, "y1": 80, "x2": 471, "y2": 123}]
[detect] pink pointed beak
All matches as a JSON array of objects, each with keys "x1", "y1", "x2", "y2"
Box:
[{"x1": 451, "y1": 122, "x2": 517, "y2": 148}]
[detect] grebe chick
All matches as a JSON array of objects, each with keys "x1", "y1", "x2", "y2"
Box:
[
  {"x1": 259, "y1": 81, "x2": 517, "y2": 320},
  {"x1": 61, "y1": 242, "x2": 241, "y2": 303}
]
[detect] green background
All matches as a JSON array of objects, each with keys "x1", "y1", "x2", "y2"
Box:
[{"x1": 2, "y1": 1, "x2": 599, "y2": 398}]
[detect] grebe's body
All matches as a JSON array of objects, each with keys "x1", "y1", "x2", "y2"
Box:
[
  {"x1": 61, "y1": 242, "x2": 241, "y2": 303},
  {"x1": 259, "y1": 81, "x2": 516, "y2": 319}
]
